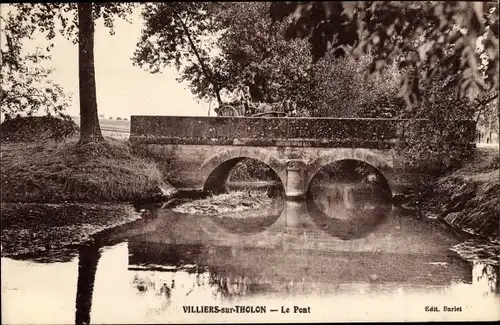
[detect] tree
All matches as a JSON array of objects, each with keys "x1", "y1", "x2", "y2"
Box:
[
  {"x1": 6, "y1": 3, "x2": 134, "y2": 143},
  {"x1": 0, "y1": 10, "x2": 70, "y2": 117},
  {"x1": 135, "y1": 2, "x2": 317, "y2": 113},
  {"x1": 270, "y1": 1, "x2": 499, "y2": 108},
  {"x1": 135, "y1": 2, "x2": 405, "y2": 118},
  {"x1": 310, "y1": 46, "x2": 403, "y2": 117},
  {"x1": 208, "y1": 2, "x2": 314, "y2": 109},
  {"x1": 271, "y1": 1, "x2": 499, "y2": 170},
  {"x1": 133, "y1": 2, "x2": 224, "y2": 105}
]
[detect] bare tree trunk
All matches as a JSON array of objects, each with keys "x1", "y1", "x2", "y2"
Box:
[{"x1": 78, "y1": 3, "x2": 104, "y2": 144}]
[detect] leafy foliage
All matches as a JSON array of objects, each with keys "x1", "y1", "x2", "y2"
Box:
[
  {"x1": 311, "y1": 47, "x2": 403, "y2": 117},
  {"x1": 133, "y1": 2, "x2": 223, "y2": 103},
  {"x1": 396, "y1": 69, "x2": 478, "y2": 172},
  {"x1": 0, "y1": 10, "x2": 70, "y2": 116},
  {"x1": 135, "y1": 2, "x2": 401, "y2": 117},
  {"x1": 134, "y1": 2, "x2": 317, "y2": 110},
  {"x1": 3, "y1": 3, "x2": 135, "y2": 143},
  {"x1": 8, "y1": 3, "x2": 135, "y2": 43},
  {"x1": 0, "y1": 115, "x2": 78, "y2": 142},
  {"x1": 229, "y1": 158, "x2": 276, "y2": 182},
  {"x1": 211, "y1": 2, "x2": 313, "y2": 108},
  {"x1": 270, "y1": 1, "x2": 499, "y2": 107}
]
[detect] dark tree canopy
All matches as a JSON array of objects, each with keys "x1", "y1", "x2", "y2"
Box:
[
  {"x1": 134, "y1": 2, "x2": 401, "y2": 118},
  {"x1": 270, "y1": 1, "x2": 499, "y2": 107},
  {"x1": 133, "y1": 2, "x2": 223, "y2": 103}
]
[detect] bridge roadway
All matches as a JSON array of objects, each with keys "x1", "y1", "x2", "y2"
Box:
[{"x1": 129, "y1": 116, "x2": 475, "y2": 199}]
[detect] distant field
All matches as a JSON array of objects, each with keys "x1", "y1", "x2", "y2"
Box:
[{"x1": 72, "y1": 116, "x2": 130, "y2": 139}]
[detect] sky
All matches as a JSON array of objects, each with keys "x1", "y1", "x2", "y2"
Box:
[{"x1": 6, "y1": 6, "x2": 214, "y2": 119}]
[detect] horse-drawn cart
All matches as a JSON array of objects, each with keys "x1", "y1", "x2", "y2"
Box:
[{"x1": 214, "y1": 100, "x2": 295, "y2": 117}]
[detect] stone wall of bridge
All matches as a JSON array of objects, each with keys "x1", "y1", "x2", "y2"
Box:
[
  {"x1": 131, "y1": 142, "x2": 415, "y2": 197},
  {"x1": 130, "y1": 116, "x2": 476, "y2": 198},
  {"x1": 131, "y1": 116, "x2": 407, "y2": 148}
]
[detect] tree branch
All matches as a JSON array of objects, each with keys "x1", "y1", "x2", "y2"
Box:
[
  {"x1": 172, "y1": 8, "x2": 222, "y2": 105},
  {"x1": 1, "y1": 93, "x2": 58, "y2": 112}
]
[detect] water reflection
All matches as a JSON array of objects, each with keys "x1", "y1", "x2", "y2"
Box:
[
  {"x1": 75, "y1": 244, "x2": 101, "y2": 325},
  {"x1": 61, "y1": 239, "x2": 499, "y2": 323},
  {"x1": 208, "y1": 196, "x2": 285, "y2": 235},
  {"x1": 2, "y1": 196, "x2": 500, "y2": 323},
  {"x1": 306, "y1": 195, "x2": 391, "y2": 240},
  {"x1": 306, "y1": 159, "x2": 393, "y2": 240},
  {"x1": 472, "y1": 261, "x2": 500, "y2": 297}
]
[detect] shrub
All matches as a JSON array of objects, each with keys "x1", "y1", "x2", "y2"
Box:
[{"x1": 0, "y1": 115, "x2": 78, "y2": 143}]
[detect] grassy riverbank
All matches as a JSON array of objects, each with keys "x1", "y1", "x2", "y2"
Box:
[
  {"x1": 0, "y1": 137, "x2": 175, "y2": 203},
  {"x1": 422, "y1": 147, "x2": 499, "y2": 242},
  {"x1": 0, "y1": 116, "x2": 175, "y2": 258}
]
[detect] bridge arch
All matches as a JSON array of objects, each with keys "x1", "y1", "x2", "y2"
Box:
[
  {"x1": 304, "y1": 148, "x2": 394, "y2": 198},
  {"x1": 200, "y1": 148, "x2": 287, "y2": 194}
]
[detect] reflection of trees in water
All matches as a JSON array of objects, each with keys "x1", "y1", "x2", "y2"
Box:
[
  {"x1": 306, "y1": 159, "x2": 392, "y2": 239},
  {"x1": 209, "y1": 196, "x2": 285, "y2": 235},
  {"x1": 75, "y1": 244, "x2": 101, "y2": 325},
  {"x1": 8, "y1": 248, "x2": 78, "y2": 264},
  {"x1": 306, "y1": 197, "x2": 391, "y2": 240},
  {"x1": 209, "y1": 272, "x2": 250, "y2": 299},
  {"x1": 314, "y1": 160, "x2": 382, "y2": 183},
  {"x1": 472, "y1": 262, "x2": 499, "y2": 297},
  {"x1": 207, "y1": 271, "x2": 345, "y2": 297}
]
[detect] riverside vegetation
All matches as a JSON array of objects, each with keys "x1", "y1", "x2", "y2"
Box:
[
  {"x1": 0, "y1": 116, "x2": 274, "y2": 256},
  {"x1": 0, "y1": 116, "x2": 174, "y2": 256},
  {"x1": 0, "y1": 115, "x2": 498, "y2": 258}
]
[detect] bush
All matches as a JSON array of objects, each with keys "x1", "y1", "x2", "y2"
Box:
[
  {"x1": 0, "y1": 115, "x2": 78, "y2": 143},
  {"x1": 396, "y1": 118, "x2": 475, "y2": 174},
  {"x1": 395, "y1": 72, "x2": 477, "y2": 174},
  {"x1": 229, "y1": 158, "x2": 277, "y2": 181}
]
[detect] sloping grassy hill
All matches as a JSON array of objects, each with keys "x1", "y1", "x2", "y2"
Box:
[{"x1": 0, "y1": 137, "x2": 172, "y2": 203}]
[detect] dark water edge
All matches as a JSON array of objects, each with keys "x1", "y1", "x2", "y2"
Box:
[
  {"x1": 2, "y1": 190, "x2": 500, "y2": 324},
  {"x1": 3, "y1": 214, "x2": 500, "y2": 323},
  {"x1": 0, "y1": 202, "x2": 143, "y2": 260},
  {"x1": 1, "y1": 187, "x2": 497, "y2": 263}
]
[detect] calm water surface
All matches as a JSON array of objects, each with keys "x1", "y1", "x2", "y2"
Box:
[{"x1": 2, "y1": 189, "x2": 499, "y2": 323}]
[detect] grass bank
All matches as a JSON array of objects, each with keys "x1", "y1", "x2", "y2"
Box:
[
  {"x1": 0, "y1": 137, "x2": 176, "y2": 203},
  {"x1": 421, "y1": 147, "x2": 499, "y2": 242}
]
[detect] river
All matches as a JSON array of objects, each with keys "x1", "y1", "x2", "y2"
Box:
[{"x1": 2, "y1": 184, "x2": 499, "y2": 323}]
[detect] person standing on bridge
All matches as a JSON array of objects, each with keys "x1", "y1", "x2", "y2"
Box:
[{"x1": 233, "y1": 83, "x2": 253, "y2": 115}]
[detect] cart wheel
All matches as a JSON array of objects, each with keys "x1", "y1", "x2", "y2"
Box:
[{"x1": 217, "y1": 105, "x2": 239, "y2": 116}]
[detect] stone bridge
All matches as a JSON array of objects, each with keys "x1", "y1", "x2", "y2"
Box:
[{"x1": 130, "y1": 116, "x2": 475, "y2": 199}]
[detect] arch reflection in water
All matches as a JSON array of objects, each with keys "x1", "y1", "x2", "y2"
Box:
[
  {"x1": 202, "y1": 157, "x2": 286, "y2": 235},
  {"x1": 207, "y1": 197, "x2": 285, "y2": 235},
  {"x1": 307, "y1": 159, "x2": 393, "y2": 240}
]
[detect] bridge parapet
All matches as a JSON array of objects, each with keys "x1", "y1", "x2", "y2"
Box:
[
  {"x1": 131, "y1": 116, "x2": 432, "y2": 149},
  {"x1": 131, "y1": 116, "x2": 475, "y2": 149}
]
